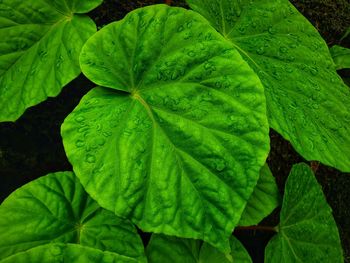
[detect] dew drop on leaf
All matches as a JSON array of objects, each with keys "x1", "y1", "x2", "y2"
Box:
[{"x1": 85, "y1": 154, "x2": 96, "y2": 163}]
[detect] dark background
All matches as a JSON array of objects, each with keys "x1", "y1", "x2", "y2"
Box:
[{"x1": 0, "y1": 0, "x2": 349, "y2": 262}]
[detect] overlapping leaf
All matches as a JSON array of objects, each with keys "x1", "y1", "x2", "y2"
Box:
[
  {"x1": 0, "y1": 0, "x2": 102, "y2": 121},
  {"x1": 186, "y1": 0, "x2": 350, "y2": 172},
  {"x1": 265, "y1": 163, "x2": 343, "y2": 262},
  {"x1": 146, "y1": 234, "x2": 251, "y2": 263},
  {"x1": 0, "y1": 172, "x2": 146, "y2": 262},
  {"x1": 1, "y1": 243, "x2": 139, "y2": 263},
  {"x1": 61, "y1": 4, "x2": 269, "y2": 252},
  {"x1": 239, "y1": 164, "x2": 280, "y2": 226}
]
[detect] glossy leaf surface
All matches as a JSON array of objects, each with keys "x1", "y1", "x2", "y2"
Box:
[
  {"x1": 62, "y1": 4, "x2": 269, "y2": 252},
  {"x1": 265, "y1": 163, "x2": 343, "y2": 262},
  {"x1": 239, "y1": 164, "x2": 280, "y2": 226},
  {"x1": 0, "y1": 172, "x2": 145, "y2": 262},
  {"x1": 330, "y1": 45, "x2": 350, "y2": 70},
  {"x1": 0, "y1": 0, "x2": 102, "y2": 122},
  {"x1": 1, "y1": 243, "x2": 139, "y2": 263},
  {"x1": 146, "y1": 234, "x2": 251, "y2": 263},
  {"x1": 186, "y1": 0, "x2": 350, "y2": 172}
]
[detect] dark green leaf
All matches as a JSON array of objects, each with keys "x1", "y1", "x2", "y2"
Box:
[
  {"x1": 265, "y1": 163, "x2": 343, "y2": 262},
  {"x1": 62, "y1": 4, "x2": 269, "y2": 252},
  {"x1": 186, "y1": 0, "x2": 350, "y2": 172},
  {"x1": 146, "y1": 234, "x2": 251, "y2": 263},
  {"x1": 239, "y1": 164, "x2": 280, "y2": 226},
  {"x1": 0, "y1": 172, "x2": 145, "y2": 262}
]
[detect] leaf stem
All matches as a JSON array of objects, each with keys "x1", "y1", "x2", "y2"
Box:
[{"x1": 235, "y1": 225, "x2": 278, "y2": 232}]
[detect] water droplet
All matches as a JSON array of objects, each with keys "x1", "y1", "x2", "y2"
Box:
[
  {"x1": 268, "y1": 26, "x2": 276, "y2": 34},
  {"x1": 50, "y1": 245, "x2": 62, "y2": 256},
  {"x1": 279, "y1": 47, "x2": 288, "y2": 53},
  {"x1": 85, "y1": 154, "x2": 96, "y2": 163},
  {"x1": 75, "y1": 116, "x2": 85, "y2": 123},
  {"x1": 310, "y1": 67, "x2": 318, "y2": 76},
  {"x1": 102, "y1": 131, "x2": 112, "y2": 137},
  {"x1": 75, "y1": 140, "x2": 85, "y2": 147},
  {"x1": 214, "y1": 159, "x2": 226, "y2": 171},
  {"x1": 96, "y1": 138, "x2": 105, "y2": 146},
  {"x1": 177, "y1": 25, "x2": 184, "y2": 32},
  {"x1": 256, "y1": 47, "x2": 265, "y2": 55},
  {"x1": 187, "y1": 51, "x2": 196, "y2": 57}
]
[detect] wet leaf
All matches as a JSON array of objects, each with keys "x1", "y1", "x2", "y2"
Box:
[
  {"x1": 61, "y1": 5, "x2": 269, "y2": 252},
  {"x1": 0, "y1": 172, "x2": 146, "y2": 262},
  {"x1": 265, "y1": 163, "x2": 343, "y2": 262},
  {"x1": 186, "y1": 0, "x2": 350, "y2": 172},
  {"x1": 1, "y1": 243, "x2": 139, "y2": 263},
  {"x1": 0, "y1": 0, "x2": 102, "y2": 121}
]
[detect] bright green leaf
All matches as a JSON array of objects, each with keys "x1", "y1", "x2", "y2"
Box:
[
  {"x1": 62, "y1": 4, "x2": 269, "y2": 252},
  {"x1": 146, "y1": 234, "x2": 251, "y2": 263},
  {"x1": 186, "y1": 0, "x2": 350, "y2": 172},
  {"x1": 330, "y1": 45, "x2": 350, "y2": 70},
  {"x1": 0, "y1": 171, "x2": 146, "y2": 262},
  {"x1": 239, "y1": 164, "x2": 280, "y2": 226},
  {"x1": 1, "y1": 243, "x2": 139, "y2": 263},
  {"x1": 0, "y1": 0, "x2": 102, "y2": 122},
  {"x1": 265, "y1": 163, "x2": 343, "y2": 262}
]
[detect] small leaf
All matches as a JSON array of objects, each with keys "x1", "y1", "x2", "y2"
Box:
[
  {"x1": 1, "y1": 243, "x2": 139, "y2": 263},
  {"x1": 330, "y1": 45, "x2": 350, "y2": 70},
  {"x1": 265, "y1": 163, "x2": 343, "y2": 262},
  {"x1": 186, "y1": 0, "x2": 350, "y2": 172},
  {"x1": 0, "y1": 172, "x2": 146, "y2": 262},
  {"x1": 62, "y1": 4, "x2": 269, "y2": 252},
  {"x1": 146, "y1": 234, "x2": 252, "y2": 263},
  {"x1": 239, "y1": 164, "x2": 280, "y2": 226},
  {"x1": 0, "y1": 0, "x2": 102, "y2": 122}
]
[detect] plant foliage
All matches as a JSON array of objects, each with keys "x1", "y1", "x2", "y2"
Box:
[
  {"x1": 186, "y1": 0, "x2": 350, "y2": 172},
  {"x1": 0, "y1": 172, "x2": 146, "y2": 262},
  {"x1": 61, "y1": 4, "x2": 269, "y2": 252},
  {"x1": 265, "y1": 163, "x2": 343, "y2": 262},
  {"x1": 0, "y1": 0, "x2": 102, "y2": 121}
]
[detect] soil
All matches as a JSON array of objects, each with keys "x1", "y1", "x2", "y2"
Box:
[{"x1": 0, "y1": 0, "x2": 349, "y2": 262}]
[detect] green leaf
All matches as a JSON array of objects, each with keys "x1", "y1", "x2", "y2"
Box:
[
  {"x1": 146, "y1": 235, "x2": 201, "y2": 263},
  {"x1": 265, "y1": 163, "x2": 343, "y2": 262},
  {"x1": 1, "y1": 243, "x2": 139, "y2": 263},
  {"x1": 199, "y1": 237, "x2": 251, "y2": 263},
  {"x1": 0, "y1": 171, "x2": 146, "y2": 262},
  {"x1": 330, "y1": 45, "x2": 350, "y2": 70},
  {"x1": 0, "y1": 0, "x2": 102, "y2": 122},
  {"x1": 186, "y1": 0, "x2": 350, "y2": 172},
  {"x1": 61, "y1": 4, "x2": 269, "y2": 252},
  {"x1": 239, "y1": 164, "x2": 280, "y2": 226},
  {"x1": 146, "y1": 234, "x2": 251, "y2": 263}
]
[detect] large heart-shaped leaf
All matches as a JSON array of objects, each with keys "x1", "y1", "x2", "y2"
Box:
[
  {"x1": 186, "y1": 0, "x2": 350, "y2": 172},
  {"x1": 146, "y1": 234, "x2": 251, "y2": 263},
  {"x1": 265, "y1": 163, "x2": 343, "y2": 262},
  {"x1": 0, "y1": 171, "x2": 146, "y2": 262},
  {"x1": 61, "y1": 4, "x2": 269, "y2": 252},
  {"x1": 0, "y1": 0, "x2": 102, "y2": 122},
  {"x1": 238, "y1": 164, "x2": 280, "y2": 226},
  {"x1": 1, "y1": 243, "x2": 139, "y2": 263}
]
